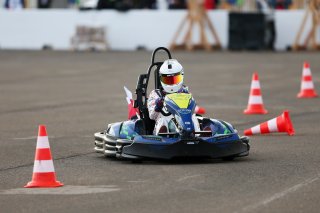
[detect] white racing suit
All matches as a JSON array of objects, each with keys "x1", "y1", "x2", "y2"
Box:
[{"x1": 147, "y1": 87, "x2": 201, "y2": 135}]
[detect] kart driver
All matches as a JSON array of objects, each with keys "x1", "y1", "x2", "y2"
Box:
[{"x1": 147, "y1": 59, "x2": 201, "y2": 135}]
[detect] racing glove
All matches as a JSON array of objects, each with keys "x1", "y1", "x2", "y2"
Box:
[{"x1": 154, "y1": 97, "x2": 164, "y2": 112}]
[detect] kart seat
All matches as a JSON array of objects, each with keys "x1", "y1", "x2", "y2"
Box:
[
  {"x1": 134, "y1": 47, "x2": 171, "y2": 135},
  {"x1": 134, "y1": 119, "x2": 147, "y2": 135}
]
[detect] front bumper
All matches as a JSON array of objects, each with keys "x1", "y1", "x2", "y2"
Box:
[{"x1": 121, "y1": 137, "x2": 249, "y2": 160}]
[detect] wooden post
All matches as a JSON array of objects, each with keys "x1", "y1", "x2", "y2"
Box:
[
  {"x1": 292, "y1": 0, "x2": 320, "y2": 50},
  {"x1": 169, "y1": 0, "x2": 222, "y2": 51},
  {"x1": 293, "y1": 9, "x2": 310, "y2": 50}
]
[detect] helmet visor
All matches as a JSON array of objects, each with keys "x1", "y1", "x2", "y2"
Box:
[{"x1": 160, "y1": 73, "x2": 183, "y2": 85}]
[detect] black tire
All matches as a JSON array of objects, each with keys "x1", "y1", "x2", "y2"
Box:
[{"x1": 222, "y1": 156, "x2": 235, "y2": 161}]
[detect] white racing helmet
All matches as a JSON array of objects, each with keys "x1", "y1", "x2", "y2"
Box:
[{"x1": 159, "y1": 59, "x2": 184, "y2": 93}]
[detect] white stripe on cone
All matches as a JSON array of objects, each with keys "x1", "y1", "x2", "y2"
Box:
[
  {"x1": 36, "y1": 136, "x2": 50, "y2": 149},
  {"x1": 245, "y1": 111, "x2": 295, "y2": 136},
  {"x1": 301, "y1": 81, "x2": 314, "y2": 90},
  {"x1": 244, "y1": 72, "x2": 268, "y2": 114},
  {"x1": 248, "y1": 95, "x2": 263, "y2": 104},
  {"x1": 297, "y1": 63, "x2": 317, "y2": 98},
  {"x1": 268, "y1": 118, "x2": 278, "y2": 132},
  {"x1": 249, "y1": 119, "x2": 278, "y2": 134},
  {"x1": 249, "y1": 118, "x2": 279, "y2": 134},
  {"x1": 33, "y1": 160, "x2": 55, "y2": 173},
  {"x1": 303, "y1": 68, "x2": 311, "y2": 76},
  {"x1": 25, "y1": 125, "x2": 63, "y2": 188},
  {"x1": 251, "y1": 80, "x2": 260, "y2": 89},
  {"x1": 251, "y1": 125, "x2": 261, "y2": 134}
]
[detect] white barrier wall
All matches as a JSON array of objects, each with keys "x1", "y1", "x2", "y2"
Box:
[
  {"x1": 0, "y1": 9, "x2": 228, "y2": 50},
  {"x1": 274, "y1": 10, "x2": 313, "y2": 50},
  {"x1": 0, "y1": 9, "x2": 315, "y2": 51}
]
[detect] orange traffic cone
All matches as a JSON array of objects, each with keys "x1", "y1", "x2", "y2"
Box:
[
  {"x1": 24, "y1": 125, "x2": 63, "y2": 188},
  {"x1": 244, "y1": 110, "x2": 295, "y2": 136},
  {"x1": 297, "y1": 62, "x2": 318, "y2": 98},
  {"x1": 244, "y1": 72, "x2": 268, "y2": 114}
]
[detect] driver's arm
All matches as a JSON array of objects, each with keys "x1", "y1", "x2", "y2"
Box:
[{"x1": 147, "y1": 90, "x2": 161, "y2": 120}]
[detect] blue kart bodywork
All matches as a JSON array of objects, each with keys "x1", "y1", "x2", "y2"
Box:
[{"x1": 94, "y1": 118, "x2": 249, "y2": 160}]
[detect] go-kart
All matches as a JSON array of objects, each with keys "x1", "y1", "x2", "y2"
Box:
[{"x1": 94, "y1": 47, "x2": 250, "y2": 161}]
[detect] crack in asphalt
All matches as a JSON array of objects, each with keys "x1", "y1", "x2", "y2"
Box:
[
  {"x1": 0, "y1": 151, "x2": 95, "y2": 172},
  {"x1": 235, "y1": 173, "x2": 320, "y2": 213}
]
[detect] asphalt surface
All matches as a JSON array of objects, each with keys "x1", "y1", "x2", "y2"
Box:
[{"x1": 0, "y1": 50, "x2": 319, "y2": 213}]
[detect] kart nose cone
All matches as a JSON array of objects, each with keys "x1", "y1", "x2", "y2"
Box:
[{"x1": 181, "y1": 130, "x2": 195, "y2": 139}]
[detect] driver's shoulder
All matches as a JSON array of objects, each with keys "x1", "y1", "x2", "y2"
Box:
[
  {"x1": 180, "y1": 85, "x2": 189, "y2": 93},
  {"x1": 149, "y1": 89, "x2": 162, "y2": 99}
]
